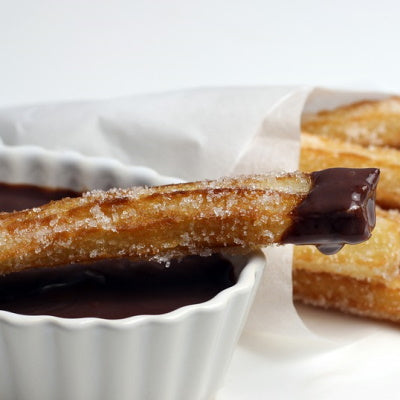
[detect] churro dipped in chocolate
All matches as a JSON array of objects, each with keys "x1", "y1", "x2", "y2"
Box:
[{"x1": 0, "y1": 169, "x2": 378, "y2": 275}]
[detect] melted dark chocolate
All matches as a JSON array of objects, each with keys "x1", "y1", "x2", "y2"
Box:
[
  {"x1": 0, "y1": 183, "x2": 236, "y2": 319},
  {"x1": 282, "y1": 168, "x2": 380, "y2": 255},
  {"x1": 0, "y1": 256, "x2": 235, "y2": 319},
  {"x1": 0, "y1": 183, "x2": 80, "y2": 212}
]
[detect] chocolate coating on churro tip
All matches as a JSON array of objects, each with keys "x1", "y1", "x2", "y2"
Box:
[{"x1": 282, "y1": 168, "x2": 380, "y2": 255}]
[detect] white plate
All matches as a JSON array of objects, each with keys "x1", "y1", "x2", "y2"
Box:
[{"x1": 218, "y1": 304, "x2": 400, "y2": 399}]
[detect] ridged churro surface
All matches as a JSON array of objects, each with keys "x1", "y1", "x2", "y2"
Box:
[
  {"x1": 302, "y1": 97, "x2": 400, "y2": 148},
  {"x1": 297, "y1": 96, "x2": 400, "y2": 322},
  {"x1": 294, "y1": 207, "x2": 400, "y2": 285},
  {"x1": 293, "y1": 269, "x2": 400, "y2": 323},
  {"x1": 300, "y1": 133, "x2": 400, "y2": 209},
  {"x1": 0, "y1": 173, "x2": 312, "y2": 274}
]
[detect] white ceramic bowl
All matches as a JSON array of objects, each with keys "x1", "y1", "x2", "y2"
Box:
[{"x1": 0, "y1": 146, "x2": 265, "y2": 400}]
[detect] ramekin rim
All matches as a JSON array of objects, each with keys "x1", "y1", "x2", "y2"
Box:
[{"x1": 0, "y1": 143, "x2": 182, "y2": 186}]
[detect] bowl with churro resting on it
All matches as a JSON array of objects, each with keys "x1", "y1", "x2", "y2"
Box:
[
  {"x1": 0, "y1": 145, "x2": 379, "y2": 400},
  {"x1": 0, "y1": 145, "x2": 267, "y2": 400}
]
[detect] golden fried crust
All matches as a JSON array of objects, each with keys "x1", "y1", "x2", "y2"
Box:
[
  {"x1": 0, "y1": 173, "x2": 312, "y2": 274},
  {"x1": 293, "y1": 207, "x2": 400, "y2": 324},
  {"x1": 293, "y1": 269, "x2": 400, "y2": 323},
  {"x1": 302, "y1": 97, "x2": 400, "y2": 148},
  {"x1": 300, "y1": 132, "x2": 400, "y2": 209},
  {"x1": 298, "y1": 100, "x2": 400, "y2": 322}
]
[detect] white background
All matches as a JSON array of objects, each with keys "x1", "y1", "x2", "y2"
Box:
[
  {"x1": 1, "y1": 1, "x2": 400, "y2": 399},
  {"x1": 1, "y1": 0, "x2": 399, "y2": 107}
]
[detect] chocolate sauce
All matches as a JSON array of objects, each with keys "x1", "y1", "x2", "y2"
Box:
[
  {"x1": 0, "y1": 183, "x2": 236, "y2": 319},
  {"x1": 0, "y1": 183, "x2": 80, "y2": 212},
  {"x1": 282, "y1": 168, "x2": 380, "y2": 255},
  {"x1": 0, "y1": 256, "x2": 235, "y2": 319}
]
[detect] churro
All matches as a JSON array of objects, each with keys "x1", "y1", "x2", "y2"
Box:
[
  {"x1": 294, "y1": 207, "x2": 400, "y2": 283},
  {"x1": 293, "y1": 268, "x2": 400, "y2": 323},
  {"x1": 300, "y1": 132, "x2": 400, "y2": 209},
  {"x1": 0, "y1": 169, "x2": 378, "y2": 275},
  {"x1": 302, "y1": 96, "x2": 400, "y2": 148},
  {"x1": 296, "y1": 97, "x2": 400, "y2": 322}
]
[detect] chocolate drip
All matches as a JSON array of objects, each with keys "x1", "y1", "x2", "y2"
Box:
[{"x1": 282, "y1": 168, "x2": 380, "y2": 254}]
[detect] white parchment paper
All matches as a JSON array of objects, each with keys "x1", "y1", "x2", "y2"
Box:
[
  {"x1": 0, "y1": 87, "x2": 309, "y2": 181},
  {"x1": 0, "y1": 86, "x2": 397, "y2": 399}
]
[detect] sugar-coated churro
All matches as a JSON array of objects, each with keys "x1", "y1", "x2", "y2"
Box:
[
  {"x1": 0, "y1": 169, "x2": 378, "y2": 275},
  {"x1": 293, "y1": 197, "x2": 400, "y2": 324},
  {"x1": 293, "y1": 268, "x2": 400, "y2": 323},
  {"x1": 302, "y1": 96, "x2": 400, "y2": 148},
  {"x1": 300, "y1": 132, "x2": 400, "y2": 209},
  {"x1": 296, "y1": 97, "x2": 400, "y2": 323},
  {"x1": 293, "y1": 207, "x2": 400, "y2": 284}
]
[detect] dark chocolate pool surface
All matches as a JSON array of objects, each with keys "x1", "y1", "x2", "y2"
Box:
[{"x1": 0, "y1": 183, "x2": 236, "y2": 319}]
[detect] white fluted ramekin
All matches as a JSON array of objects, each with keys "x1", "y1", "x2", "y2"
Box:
[{"x1": 0, "y1": 145, "x2": 265, "y2": 400}]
